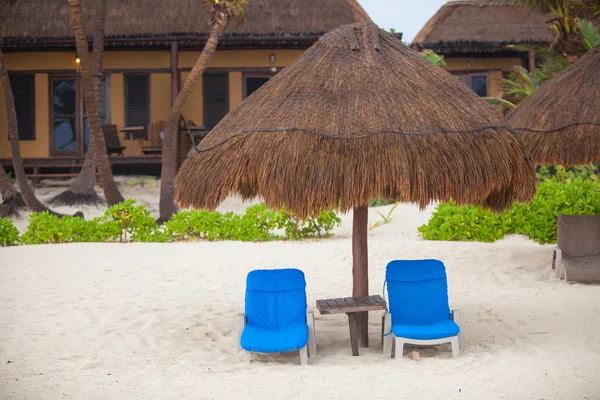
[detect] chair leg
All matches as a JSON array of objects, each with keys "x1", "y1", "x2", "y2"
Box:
[
  {"x1": 237, "y1": 313, "x2": 246, "y2": 352},
  {"x1": 452, "y1": 310, "x2": 463, "y2": 351},
  {"x1": 553, "y1": 248, "x2": 563, "y2": 279},
  {"x1": 307, "y1": 311, "x2": 317, "y2": 357},
  {"x1": 450, "y1": 337, "x2": 460, "y2": 358},
  {"x1": 299, "y1": 345, "x2": 309, "y2": 365},
  {"x1": 394, "y1": 337, "x2": 404, "y2": 359},
  {"x1": 382, "y1": 313, "x2": 393, "y2": 356}
]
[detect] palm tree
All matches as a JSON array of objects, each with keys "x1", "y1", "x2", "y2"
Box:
[
  {"x1": 515, "y1": 0, "x2": 600, "y2": 59},
  {"x1": 0, "y1": 165, "x2": 25, "y2": 217},
  {"x1": 68, "y1": 0, "x2": 125, "y2": 206},
  {"x1": 158, "y1": 0, "x2": 248, "y2": 223},
  {"x1": 50, "y1": 0, "x2": 108, "y2": 206},
  {"x1": 1, "y1": 49, "x2": 82, "y2": 218}
]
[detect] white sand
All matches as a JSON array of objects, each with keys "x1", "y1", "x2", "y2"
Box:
[{"x1": 1, "y1": 185, "x2": 600, "y2": 399}]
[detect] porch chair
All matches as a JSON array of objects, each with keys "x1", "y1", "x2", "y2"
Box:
[
  {"x1": 553, "y1": 214, "x2": 600, "y2": 282},
  {"x1": 382, "y1": 259, "x2": 462, "y2": 359},
  {"x1": 102, "y1": 124, "x2": 127, "y2": 156},
  {"x1": 237, "y1": 268, "x2": 317, "y2": 365},
  {"x1": 142, "y1": 120, "x2": 165, "y2": 155}
]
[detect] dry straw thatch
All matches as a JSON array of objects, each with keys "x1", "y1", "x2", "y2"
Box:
[
  {"x1": 413, "y1": 0, "x2": 551, "y2": 53},
  {"x1": 508, "y1": 46, "x2": 600, "y2": 166},
  {"x1": 175, "y1": 23, "x2": 537, "y2": 218}
]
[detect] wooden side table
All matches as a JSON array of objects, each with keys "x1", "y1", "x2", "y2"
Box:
[{"x1": 316, "y1": 295, "x2": 387, "y2": 356}]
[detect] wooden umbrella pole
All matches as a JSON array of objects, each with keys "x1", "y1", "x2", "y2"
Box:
[{"x1": 352, "y1": 205, "x2": 369, "y2": 348}]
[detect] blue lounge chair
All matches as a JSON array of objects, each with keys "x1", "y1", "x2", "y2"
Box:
[
  {"x1": 237, "y1": 268, "x2": 317, "y2": 365},
  {"x1": 382, "y1": 260, "x2": 462, "y2": 359}
]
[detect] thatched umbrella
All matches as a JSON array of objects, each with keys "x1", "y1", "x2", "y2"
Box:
[
  {"x1": 508, "y1": 46, "x2": 600, "y2": 166},
  {"x1": 175, "y1": 22, "x2": 536, "y2": 345}
]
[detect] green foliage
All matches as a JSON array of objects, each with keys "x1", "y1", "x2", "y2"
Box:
[
  {"x1": 102, "y1": 199, "x2": 160, "y2": 242},
  {"x1": 421, "y1": 49, "x2": 446, "y2": 68},
  {"x1": 578, "y1": 19, "x2": 600, "y2": 49},
  {"x1": 164, "y1": 203, "x2": 341, "y2": 242},
  {"x1": 123, "y1": 176, "x2": 157, "y2": 188},
  {"x1": 418, "y1": 201, "x2": 507, "y2": 243},
  {"x1": 20, "y1": 213, "x2": 116, "y2": 245},
  {"x1": 371, "y1": 203, "x2": 400, "y2": 230},
  {"x1": 419, "y1": 169, "x2": 600, "y2": 245},
  {"x1": 368, "y1": 198, "x2": 396, "y2": 207},
  {"x1": 0, "y1": 218, "x2": 20, "y2": 246}
]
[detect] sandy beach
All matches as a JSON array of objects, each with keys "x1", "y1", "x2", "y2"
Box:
[{"x1": 1, "y1": 185, "x2": 600, "y2": 399}]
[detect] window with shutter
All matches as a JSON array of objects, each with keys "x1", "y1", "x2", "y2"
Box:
[
  {"x1": 203, "y1": 73, "x2": 229, "y2": 129},
  {"x1": 9, "y1": 74, "x2": 36, "y2": 141},
  {"x1": 124, "y1": 74, "x2": 150, "y2": 138}
]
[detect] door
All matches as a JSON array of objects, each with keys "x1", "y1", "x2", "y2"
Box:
[{"x1": 51, "y1": 76, "x2": 109, "y2": 156}]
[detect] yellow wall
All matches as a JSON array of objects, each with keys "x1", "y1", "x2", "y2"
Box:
[
  {"x1": 1, "y1": 49, "x2": 304, "y2": 159},
  {"x1": 444, "y1": 56, "x2": 524, "y2": 98}
]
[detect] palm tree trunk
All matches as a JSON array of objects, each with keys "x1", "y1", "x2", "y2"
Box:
[
  {"x1": 0, "y1": 49, "x2": 78, "y2": 217},
  {"x1": 68, "y1": 0, "x2": 124, "y2": 206},
  {"x1": 0, "y1": 165, "x2": 25, "y2": 216},
  {"x1": 158, "y1": 21, "x2": 226, "y2": 222},
  {"x1": 50, "y1": 0, "x2": 107, "y2": 206}
]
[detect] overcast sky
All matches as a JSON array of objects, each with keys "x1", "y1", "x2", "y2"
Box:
[{"x1": 357, "y1": 0, "x2": 448, "y2": 43}]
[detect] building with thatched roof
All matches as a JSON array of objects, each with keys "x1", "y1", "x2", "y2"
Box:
[
  {"x1": 413, "y1": 0, "x2": 551, "y2": 98},
  {"x1": 0, "y1": 0, "x2": 373, "y2": 171}
]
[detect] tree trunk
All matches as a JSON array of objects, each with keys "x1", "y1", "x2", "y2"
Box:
[
  {"x1": 50, "y1": 0, "x2": 107, "y2": 206},
  {"x1": 0, "y1": 49, "x2": 79, "y2": 217},
  {"x1": 68, "y1": 0, "x2": 124, "y2": 206},
  {"x1": 352, "y1": 205, "x2": 369, "y2": 348},
  {"x1": 0, "y1": 165, "x2": 25, "y2": 216},
  {"x1": 158, "y1": 21, "x2": 226, "y2": 223}
]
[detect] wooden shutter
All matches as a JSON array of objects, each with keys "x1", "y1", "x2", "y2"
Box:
[
  {"x1": 9, "y1": 74, "x2": 35, "y2": 140},
  {"x1": 124, "y1": 74, "x2": 150, "y2": 128},
  {"x1": 203, "y1": 73, "x2": 229, "y2": 129}
]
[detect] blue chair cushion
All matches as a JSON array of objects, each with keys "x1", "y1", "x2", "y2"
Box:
[
  {"x1": 392, "y1": 320, "x2": 460, "y2": 340},
  {"x1": 241, "y1": 324, "x2": 309, "y2": 353}
]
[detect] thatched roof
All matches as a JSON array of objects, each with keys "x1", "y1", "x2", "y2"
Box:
[
  {"x1": 413, "y1": 0, "x2": 551, "y2": 53},
  {"x1": 174, "y1": 23, "x2": 536, "y2": 217},
  {"x1": 0, "y1": 0, "x2": 371, "y2": 49},
  {"x1": 508, "y1": 46, "x2": 600, "y2": 166}
]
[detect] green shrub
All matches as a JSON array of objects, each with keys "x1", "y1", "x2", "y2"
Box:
[
  {"x1": 164, "y1": 203, "x2": 341, "y2": 242},
  {"x1": 101, "y1": 199, "x2": 159, "y2": 242},
  {"x1": 417, "y1": 201, "x2": 506, "y2": 242},
  {"x1": 368, "y1": 198, "x2": 396, "y2": 207},
  {"x1": 0, "y1": 218, "x2": 19, "y2": 246},
  {"x1": 419, "y1": 174, "x2": 600, "y2": 245},
  {"x1": 20, "y1": 212, "x2": 116, "y2": 245}
]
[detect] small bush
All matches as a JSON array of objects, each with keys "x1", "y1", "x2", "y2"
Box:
[
  {"x1": 102, "y1": 199, "x2": 159, "y2": 242},
  {"x1": 419, "y1": 172, "x2": 600, "y2": 245},
  {"x1": 368, "y1": 198, "x2": 396, "y2": 207},
  {"x1": 0, "y1": 218, "x2": 19, "y2": 246},
  {"x1": 20, "y1": 213, "x2": 116, "y2": 245},
  {"x1": 418, "y1": 201, "x2": 506, "y2": 242}
]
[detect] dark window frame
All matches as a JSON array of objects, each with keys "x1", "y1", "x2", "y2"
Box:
[
  {"x1": 8, "y1": 73, "x2": 36, "y2": 141},
  {"x1": 48, "y1": 73, "x2": 111, "y2": 156},
  {"x1": 242, "y1": 73, "x2": 274, "y2": 99},
  {"x1": 203, "y1": 72, "x2": 230, "y2": 130},
  {"x1": 450, "y1": 71, "x2": 490, "y2": 97},
  {"x1": 123, "y1": 73, "x2": 150, "y2": 131}
]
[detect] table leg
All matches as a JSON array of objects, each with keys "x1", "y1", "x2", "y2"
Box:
[{"x1": 347, "y1": 313, "x2": 360, "y2": 356}]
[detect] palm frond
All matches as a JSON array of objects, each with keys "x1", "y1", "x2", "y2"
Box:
[
  {"x1": 483, "y1": 97, "x2": 517, "y2": 110},
  {"x1": 577, "y1": 18, "x2": 600, "y2": 49}
]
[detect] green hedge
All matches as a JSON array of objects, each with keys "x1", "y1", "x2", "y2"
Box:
[
  {"x1": 419, "y1": 166, "x2": 600, "y2": 244},
  {"x1": 2, "y1": 200, "x2": 342, "y2": 246}
]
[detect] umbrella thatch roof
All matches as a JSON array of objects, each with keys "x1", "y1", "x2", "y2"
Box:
[
  {"x1": 508, "y1": 46, "x2": 600, "y2": 166},
  {"x1": 175, "y1": 23, "x2": 536, "y2": 218},
  {"x1": 0, "y1": 0, "x2": 371, "y2": 49},
  {"x1": 412, "y1": 0, "x2": 551, "y2": 54}
]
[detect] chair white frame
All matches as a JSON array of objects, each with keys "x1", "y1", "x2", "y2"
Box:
[
  {"x1": 237, "y1": 311, "x2": 317, "y2": 365},
  {"x1": 552, "y1": 247, "x2": 564, "y2": 279},
  {"x1": 382, "y1": 310, "x2": 462, "y2": 359}
]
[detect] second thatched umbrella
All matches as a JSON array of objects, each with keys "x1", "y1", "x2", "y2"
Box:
[
  {"x1": 508, "y1": 46, "x2": 600, "y2": 166},
  {"x1": 175, "y1": 22, "x2": 536, "y2": 346}
]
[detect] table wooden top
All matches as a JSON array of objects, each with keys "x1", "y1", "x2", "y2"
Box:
[{"x1": 316, "y1": 295, "x2": 386, "y2": 315}]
